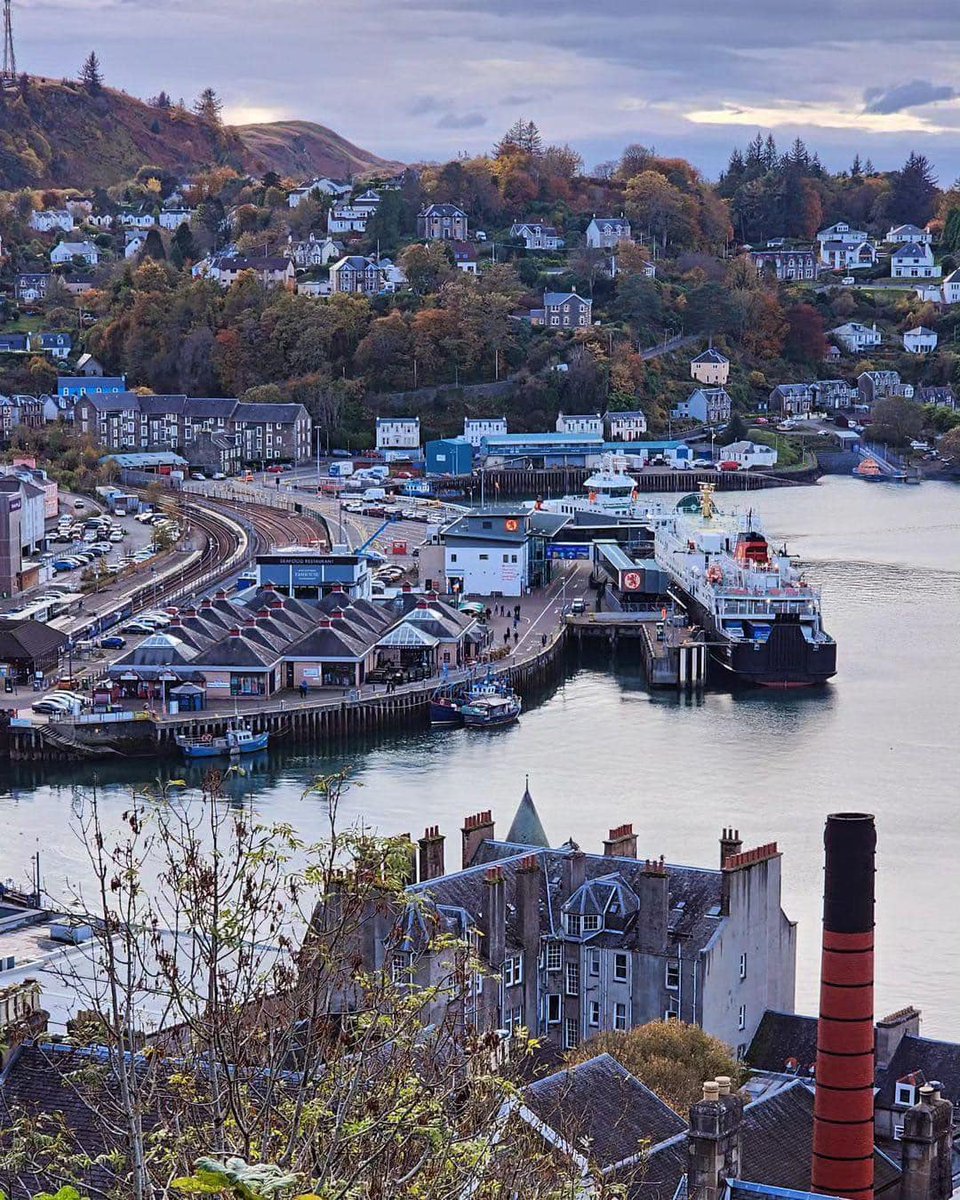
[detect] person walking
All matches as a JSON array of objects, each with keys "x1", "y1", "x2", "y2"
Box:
[{"x1": 513, "y1": 629, "x2": 518, "y2": 645}]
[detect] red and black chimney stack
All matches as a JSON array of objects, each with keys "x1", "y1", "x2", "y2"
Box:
[{"x1": 812, "y1": 812, "x2": 877, "y2": 1200}]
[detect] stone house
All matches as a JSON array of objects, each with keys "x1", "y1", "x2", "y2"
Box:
[
  {"x1": 539, "y1": 292, "x2": 592, "y2": 329},
  {"x1": 417, "y1": 204, "x2": 468, "y2": 241},
  {"x1": 769, "y1": 383, "x2": 815, "y2": 416},
  {"x1": 672, "y1": 387, "x2": 732, "y2": 425},
  {"x1": 750, "y1": 248, "x2": 817, "y2": 281},
  {"x1": 606, "y1": 410, "x2": 648, "y2": 441},
  {"x1": 329, "y1": 255, "x2": 384, "y2": 295}
]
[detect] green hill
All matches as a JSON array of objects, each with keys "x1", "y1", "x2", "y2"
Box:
[{"x1": 0, "y1": 78, "x2": 394, "y2": 191}]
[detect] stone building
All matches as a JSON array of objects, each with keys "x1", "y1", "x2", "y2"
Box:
[{"x1": 338, "y1": 788, "x2": 797, "y2": 1056}]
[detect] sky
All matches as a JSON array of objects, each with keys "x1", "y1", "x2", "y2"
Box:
[{"x1": 17, "y1": 0, "x2": 960, "y2": 182}]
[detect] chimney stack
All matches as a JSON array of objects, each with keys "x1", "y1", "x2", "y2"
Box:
[
  {"x1": 516, "y1": 854, "x2": 541, "y2": 1030},
  {"x1": 637, "y1": 856, "x2": 669, "y2": 951},
  {"x1": 418, "y1": 825, "x2": 445, "y2": 881},
  {"x1": 720, "y1": 826, "x2": 742, "y2": 869},
  {"x1": 482, "y1": 866, "x2": 506, "y2": 973},
  {"x1": 900, "y1": 1083, "x2": 953, "y2": 1200},
  {"x1": 603, "y1": 822, "x2": 638, "y2": 858},
  {"x1": 686, "y1": 1078, "x2": 743, "y2": 1200},
  {"x1": 812, "y1": 813, "x2": 876, "y2": 1200},
  {"x1": 461, "y1": 810, "x2": 494, "y2": 868}
]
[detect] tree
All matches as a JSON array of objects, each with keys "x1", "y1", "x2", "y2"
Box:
[
  {"x1": 721, "y1": 411, "x2": 749, "y2": 444},
  {"x1": 939, "y1": 426, "x2": 960, "y2": 461},
  {"x1": 79, "y1": 51, "x2": 103, "y2": 95},
  {"x1": 139, "y1": 228, "x2": 166, "y2": 262},
  {"x1": 784, "y1": 303, "x2": 826, "y2": 363},
  {"x1": 869, "y1": 396, "x2": 923, "y2": 446},
  {"x1": 0, "y1": 776, "x2": 578, "y2": 1200},
  {"x1": 887, "y1": 151, "x2": 939, "y2": 226},
  {"x1": 494, "y1": 118, "x2": 542, "y2": 157},
  {"x1": 566, "y1": 1021, "x2": 743, "y2": 1115},
  {"x1": 400, "y1": 241, "x2": 454, "y2": 295},
  {"x1": 170, "y1": 222, "x2": 200, "y2": 269},
  {"x1": 624, "y1": 170, "x2": 690, "y2": 250},
  {"x1": 193, "y1": 87, "x2": 223, "y2": 126}
]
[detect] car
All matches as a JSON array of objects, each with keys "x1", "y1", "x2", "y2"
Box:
[
  {"x1": 51, "y1": 560, "x2": 75, "y2": 572},
  {"x1": 570, "y1": 598, "x2": 587, "y2": 615},
  {"x1": 73, "y1": 500, "x2": 86, "y2": 510},
  {"x1": 100, "y1": 635, "x2": 127, "y2": 650},
  {"x1": 109, "y1": 530, "x2": 125, "y2": 542},
  {"x1": 122, "y1": 620, "x2": 160, "y2": 634},
  {"x1": 841, "y1": 276, "x2": 855, "y2": 285},
  {"x1": 31, "y1": 699, "x2": 72, "y2": 715},
  {"x1": 212, "y1": 472, "x2": 226, "y2": 480},
  {"x1": 191, "y1": 472, "x2": 207, "y2": 481}
]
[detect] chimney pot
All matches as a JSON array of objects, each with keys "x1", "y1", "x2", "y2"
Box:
[
  {"x1": 716, "y1": 1076, "x2": 732, "y2": 1096},
  {"x1": 703, "y1": 1081, "x2": 720, "y2": 1101}
]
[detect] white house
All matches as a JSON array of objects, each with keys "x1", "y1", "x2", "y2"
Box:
[
  {"x1": 50, "y1": 240, "x2": 100, "y2": 266},
  {"x1": 376, "y1": 416, "x2": 420, "y2": 453},
  {"x1": 585, "y1": 217, "x2": 632, "y2": 249},
  {"x1": 29, "y1": 209, "x2": 74, "y2": 233},
  {"x1": 942, "y1": 269, "x2": 960, "y2": 305},
  {"x1": 886, "y1": 223, "x2": 932, "y2": 246},
  {"x1": 902, "y1": 326, "x2": 938, "y2": 354},
  {"x1": 720, "y1": 440, "x2": 778, "y2": 469},
  {"x1": 690, "y1": 348, "x2": 730, "y2": 386},
  {"x1": 890, "y1": 242, "x2": 940, "y2": 279},
  {"x1": 671, "y1": 388, "x2": 732, "y2": 425},
  {"x1": 288, "y1": 178, "x2": 352, "y2": 207},
  {"x1": 829, "y1": 322, "x2": 882, "y2": 353},
  {"x1": 509, "y1": 220, "x2": 564, "y2": 251},
  {"x1": 817, "y1": 221, "x2": 870, "y2": 248},
  {"x1": 118, "y1": 210, "x2": 158, "y2": 230},
  {"x1": 605, "y1": 410, "x2": 648, "y2": 442},
  {"x1": 464, "y1": 417, "x2": 507, "y2": 447},
  {"x1": 124, "y1": 231, "x2": 148, "y2": 259},
  {"x1": 158, "y1": 209, "x2": 195, "y2": 230},
  {"x1": 556, "y1": 412, "x2": 603, "y2": 437},
  {"x1": 819, "y1": 238, "x2": 877, "y2": 271},
  {"x1": 328, "y1": 191, "x2": 380, "y2": 235}
]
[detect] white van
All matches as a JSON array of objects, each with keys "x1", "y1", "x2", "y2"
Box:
[{"x1": 361, "y1": 487, "x2": 387, "y2": 503}]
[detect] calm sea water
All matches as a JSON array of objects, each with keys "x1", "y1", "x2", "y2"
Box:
[{"x1": 2, "y1": 477, "x2": 958, "y2": 1036}]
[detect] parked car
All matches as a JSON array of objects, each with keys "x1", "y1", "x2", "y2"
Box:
[
  {"x1": 212, "y1": 472, "x2": 226, "y2": 480},
  {"x1": 122, "y1": 620, "x2": 159, "y2": 634},
  {"x1": 100, "y1": 636, "x2": 127, "y2": 650},
  {"x1": 191, "y1": 472, "x2": 207, "y2": 481}
]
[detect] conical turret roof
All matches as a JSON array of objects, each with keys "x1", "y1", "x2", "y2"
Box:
[{"x1": 506, "y1": 776, "x2": 549, "y2": 848}]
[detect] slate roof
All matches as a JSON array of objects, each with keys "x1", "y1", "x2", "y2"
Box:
[
  {"x1": 891, "y1": 242, "x2": 929, "y2": 259},
  {"x1": 692, "y1": 348, "x2": 729, "y2": 365},
  {"x1": 505, "y1": 780, "x2": 549, "y2": 848},
  {"x1": 875, "y1": 1034, "x2": 960, "y2": 1109},
  {"x1": 544, "y1": 291, "x2": 590, "y2": 307},
  {"x1": 0, "y1": 619, "x2": 69, "y2": 661},
  {"x1": 409, "y1": 839, "x2": 724, "y2": 956},
  {"x1": 234, "y1": 402, "x2": 307, "y2": 425},
  {"x1": 522, "y1": 1053, "x2": 685, "y2": 1169},
  {"x1": 219, "y1": 256, "x2": 291, "y2": 271},
  {"x1": 745, "y1": 1010, "x2": 818, "y2": 1075},
  {"x1": 421, "y1": 204, "x2": 467, "y2": 217}
]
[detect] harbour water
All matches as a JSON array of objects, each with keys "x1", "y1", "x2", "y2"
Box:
[{"x1": 2, "y1": 476, "x2": 958, "y2": 1037}]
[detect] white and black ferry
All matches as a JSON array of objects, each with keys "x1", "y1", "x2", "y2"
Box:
[{"x1": 653, "y1": 485, "x2": 836, "y2": 687}]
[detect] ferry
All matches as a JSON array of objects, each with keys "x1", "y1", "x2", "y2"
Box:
[
  {"x1": 653, "y1": 484, "x2": 836, "y2": 688},
  {"x1": 175, "y1": 723, "x2": 270, "y2": 759},
  {"x1": 534, "y1": 456, "x2": 666, "y2": 522}
]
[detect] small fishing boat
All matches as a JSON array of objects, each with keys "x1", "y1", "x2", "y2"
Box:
[
  {"x1": 461, "y1": 692, "x2": 521, "y2": 729},
  {"x1": 175, "y1": 723, "x2": 269, "y2": 759},
  {"x1": 429, "y1": 691, "x2": 464, "y2": 728}
]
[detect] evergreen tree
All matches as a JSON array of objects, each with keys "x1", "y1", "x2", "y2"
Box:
[
  {"x1": 139, "y1": 228, "x2": 166, "y2": 262},
  {"x1": 79, "y1": 51, "x2": 103, "y2": 95},
  {"x1": 494, "y1": 118, "x2": 542, "y2": 157},
  {"x1": 170, "y1": 222, "x2": 200, "y2": 269},
  {"x1": 850, "y1": 153, "x2": 863, "y2": 178},
  {"x1": 150, "y1": 91, "x2": 172, "y2": 108},
  {"x1": 887, "y1": 151, "x2": 939, "y2": 226},
  {"x1": 194, "y1": 87, "x2": 223, "y2": 126},
  {"x1": 762, "y1": 134, "x2": 779, "y2": 170},
  {"x1": 864, "y1": 158, "x2": 875, "y2": 175},
  {"x1": 942, "y1": 207, "x2": 960, "y2": 253}
]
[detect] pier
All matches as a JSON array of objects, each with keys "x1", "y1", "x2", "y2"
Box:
[{"x1": 566, "y1": 611, "x2": 706, "y2": 688}]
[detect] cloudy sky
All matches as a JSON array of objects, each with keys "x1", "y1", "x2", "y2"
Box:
[{"x1": 19, "y1": 0, "x2": 960, "y2": 180}]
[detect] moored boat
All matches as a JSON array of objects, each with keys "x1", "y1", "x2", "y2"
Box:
[
  {"x1": 176, "y1": 723, "x2": 270, "y2": 758},
  {"x1": 461, "y1": 692, "x2": 521, "y2": 728}
]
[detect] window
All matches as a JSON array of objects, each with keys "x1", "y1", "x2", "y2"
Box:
[
  {"x1": 564, "y1": 1017, "x2": 579, "y2": 1050},
  {"x1": 503, "y1": 553, "x2": 509, "y2": 563},
  {"x1": 545, "y1": 943, "x2": 562, "y2": 973},
  {"x1": 665, "y1": 961, "x2": 680, "y2": 990},
  {"x1": 505, "y1": 1004, "x2": 524, "y2": 1036},
  {"x1": 614, "y1": 952, "x2": 628, "y2": 983},
  {"x1": 547, "y1": 994, "x2": 561, "y2": 1024},
  {"x1": 565, "y1": 961, "x2": 580, "y2": 997},
  {"x1": 565, "y1": 912, "x2": 582, "y2": 937},
  {"x1": 391, "y1": 953, "x2": 412, "y2": 984},
  {"x1": 739, "y1": 952, "x2": 747, "y2": 981},
  {"x1": 895, "y1": 1082, "x2": 917, "y2": 1108},
  {"x1": 589, "y1": 948, "x2": 601, "y2": 977},
  {"x1": 449, "y1": 554, "x2": 457, "y2": 563},
  {"x1": 738, "y1": 1004, "x2": 746, "y2": 1032},
  {"x1": 479, "y1": 554, "x2": 489, "y2": 561},
  {"x1": 503, "y1": 955, "x2": 523, "y2": 989},
  {"x1": 589, "y1": 1000, "x2": 601, "y2": 1028},
  {"x1": 614, "y1": 1002, "x2": 627, "y2": 1031},
  {"x1": 664, "y1": 1007, "x2": 678, "y2": 1022},
  {"x1": 583, "y1": 914, "x2": 600, "y2": 932},
  {"x1": 511, "y1": 554, "x2": 518, "y2": 564}
]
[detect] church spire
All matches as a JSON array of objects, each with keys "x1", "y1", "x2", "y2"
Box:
[{"x1": 506, "y1": 776, "x2": 549, "y2": 848}]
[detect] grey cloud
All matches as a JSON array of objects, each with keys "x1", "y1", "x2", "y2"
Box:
[
  {"x1": 436, "y1": 111, "x2": 487, "y2": 129},
  {"x1": 501, "y1": 93, "x2": 537, "y2": 105},
  {"x1": 407, "y1": 95, "x2": 446, "y2": 115},
  {"x1": 863, "y1": 80, "x2": 958, "y2": 114}
]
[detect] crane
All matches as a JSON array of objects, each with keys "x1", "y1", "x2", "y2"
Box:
[{"x1": 355, "y1": 515, "x2": 400, "y2": 557}]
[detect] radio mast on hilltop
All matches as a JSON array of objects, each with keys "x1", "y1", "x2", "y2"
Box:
[{"x1": 2, "y1": 0, "x2": 16, "y2": 84}]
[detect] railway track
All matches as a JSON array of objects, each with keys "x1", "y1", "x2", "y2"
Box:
[{"x1": 207, "y1": 498, "x2": 329, "y2": 553}]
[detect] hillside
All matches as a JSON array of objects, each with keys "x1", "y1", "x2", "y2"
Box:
[
  {"x1": 235, "y1": 119, "x2": 399, "y2": 180},
  {"x1": 0, "y1": 78, "x2": 394, "y2": 191}
]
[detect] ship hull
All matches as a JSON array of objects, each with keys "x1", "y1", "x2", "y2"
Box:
[{"x1": 675, "y1": 585, "x2": 836, "y2": 688}]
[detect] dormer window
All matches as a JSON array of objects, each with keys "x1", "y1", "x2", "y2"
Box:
[
  {"x1": 583, "y1": 914, "x2": 600, "y2": 933},
  {"x1": 564, "y1": 912, "x2": 581, "y2": 937},
  {"x1": 895, "y1": 1082, "x2": 917, "y2": 1108}
]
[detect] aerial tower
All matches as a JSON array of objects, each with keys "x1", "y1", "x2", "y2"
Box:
[{"x1": 1, "y1": 0, "x2": 16, "y2": 85}]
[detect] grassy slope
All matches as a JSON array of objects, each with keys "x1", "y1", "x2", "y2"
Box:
[{"x1": 0, "y1": 79, "x2": 394, "y2": 190}]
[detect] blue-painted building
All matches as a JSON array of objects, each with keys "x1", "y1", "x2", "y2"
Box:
[
  {"x1": 426, "y1": 437, "x2": 473, "y2": 477},
  {"x1": 478, "y1": 433, "x2": 692, "y2": 468},
  {"x1": 57, "y1": 375, "x2": 127, "y2": 399},
  {"x1": 255, "y1": 549, "x2": 371, "y2": 600}
]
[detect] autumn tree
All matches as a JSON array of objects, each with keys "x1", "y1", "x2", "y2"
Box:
[
  {"x1": 869, "y1": 395, "x2": 924, "y2": 446},
  {"x1": 784, "y1": 303, "x2": 827, "y2": 363},
  {"x1": 79, "y1": 51, "x2": 103, "y2": 95},
  {"x1": 624, "y1": 170, "x2": 690, "y2": 250},
  {"x1": 939, "y1": 426, "x2": 960, "y2": 461},
  {"x1": 566, "y1": 1020, "x2": 743, "y2": 1115},
  {"x1": 400, "y1": 240, "x2": 455, "y2": 295}
]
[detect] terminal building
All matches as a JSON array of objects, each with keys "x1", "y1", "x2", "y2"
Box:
[
  {"x1": 255, "y1": 547, "x2": 372, "y2": 600},
  {"x1": 478, "y1": 434, "x2": 693, "y2": 469}
]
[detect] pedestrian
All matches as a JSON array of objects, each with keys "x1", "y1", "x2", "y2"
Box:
[
  {"x1": 513, "y1": 615, "x2": 519, "y2": 628},
  {"x1": 299, "y1": 681, "x2": 307, "y2": 700},
  {"x1": 541, "y1": 632, "x2": 547, "y2": 647},
  {"x1": 513, "y1": 629, "x2": 518, "y2": 645}
]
